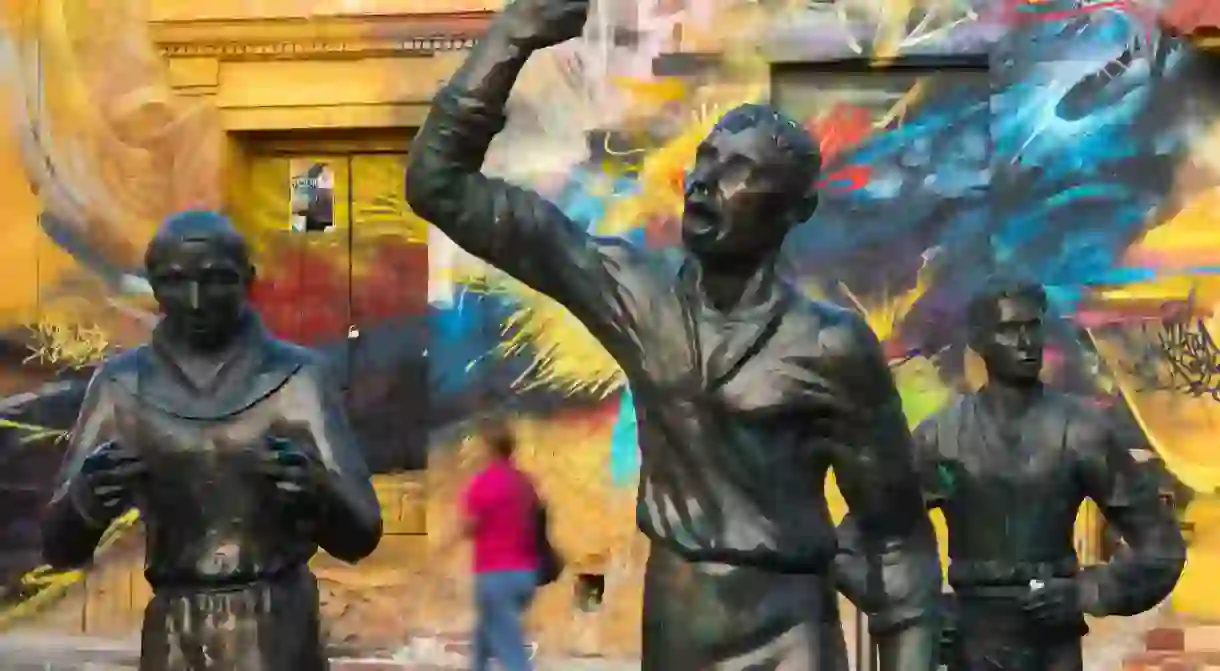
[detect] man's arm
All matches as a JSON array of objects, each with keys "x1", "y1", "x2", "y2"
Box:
[
  {"x1": 1075, "y1": 411, "x2": 1186, "y2": 616},
  {"x1": 836, "y1": 417, "x2": 945, "y2": 606},
  {"x1": 825, "y1": 312, "x2": 942, "y2": 671},
  {"x1": 281, "y1": 360, "x2": 383, "y2": 563},
  {"x1": 405, "y1": 19, "x2": 639, "y2": 349},
  {"x1": 41, "y1": 369, "x2": 119, "y2": 569}
]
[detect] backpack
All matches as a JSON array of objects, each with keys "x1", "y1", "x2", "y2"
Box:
[{"x1": 533, "y1": 497, "x2": 563, "y2": 586}]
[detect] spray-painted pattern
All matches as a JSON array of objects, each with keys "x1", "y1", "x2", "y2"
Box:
[{"x1": 0, "y1": 0, "x2": 1218, "y2": 640}]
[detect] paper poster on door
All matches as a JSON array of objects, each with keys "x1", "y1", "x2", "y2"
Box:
[{"x1": 289, "y1": 159, "x2": 335, "y2": 232}]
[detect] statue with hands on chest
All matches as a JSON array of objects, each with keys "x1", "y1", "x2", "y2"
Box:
[{"x1": 40, "y1": 210, "x2": 383, "y2": 671}]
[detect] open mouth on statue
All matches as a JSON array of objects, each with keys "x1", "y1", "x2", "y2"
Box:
[{"x1": 684, "y1": 201, "x2": 720, "y2": 234}]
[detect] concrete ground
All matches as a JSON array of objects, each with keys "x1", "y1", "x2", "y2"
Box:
[
  {"x1": 0, "y1": 600, "x2": 1165, "y2": 670},
  {"x1": 0, "y1": 632, "x2": 642, "y2": 670},
  {"x1": 0, "y1": 627, "x2": 1152, "y2": 670}
]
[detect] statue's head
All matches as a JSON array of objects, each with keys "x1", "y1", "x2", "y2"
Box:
[
  {"x1": 144, "y1": 210, "x2": 255, "y2": 351},
  {"x1": 967, "y1": 277, "x2": 1047, "y2": 386},
  {"x1": 682, "y1": 103, "x2": 821, "y2": 268}
]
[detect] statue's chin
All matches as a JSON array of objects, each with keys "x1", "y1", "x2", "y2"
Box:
[{"x1": 173, "y1": 322, "x2": 238, "y2": 351}]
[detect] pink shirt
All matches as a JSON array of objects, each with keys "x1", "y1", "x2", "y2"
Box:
[{"x1": 462, "y1": 459, "x2": 539, "y2": 573}]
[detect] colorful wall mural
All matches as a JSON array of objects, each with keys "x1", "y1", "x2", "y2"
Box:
[{"x1": 1, "y1": 0, "x2": 1220, "y2": 655}]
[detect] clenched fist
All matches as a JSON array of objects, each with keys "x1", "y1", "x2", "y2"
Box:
[
  {"x1": 259, "y1": 436, "x2": 327, "y2": 509},
  {"x1": 69, "y1": 441, "x2": 145, "y2": 527},
  {"x1": 497, "y1": 0, "x2": 590, "y2": 51}
]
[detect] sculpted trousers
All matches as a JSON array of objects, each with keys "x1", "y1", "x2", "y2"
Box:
[
  {"x1": 138, "y1": 568, "x2": 327, "y2": 671},
  {"x1": 642, "y1": 542, "x2": 849, "y2": 671},
  {"x1": 948, "y1": 595, "x2": 1083, "y2": 671}
]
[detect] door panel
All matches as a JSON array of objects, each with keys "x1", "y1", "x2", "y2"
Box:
[
  {"x1": 347, "y1": 154, "x2": 428, "y2": 473},
  {"x1": 233, "y1": 154, "x2": 352, "y2": 383},
  {"x1": 233, "y1": 151, "x2": 426, "y2": 473}
]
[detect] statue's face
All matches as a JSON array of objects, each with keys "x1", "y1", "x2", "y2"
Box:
[
  {"x1": 681, "y1": 123, "x2": 812, "y2": 265},
  {"x1": 974, "y1": 296, "x2": 1045, "y2": 385},
  {"x1": 148, "y1": 238, "x2": 251, "y2": 350}
]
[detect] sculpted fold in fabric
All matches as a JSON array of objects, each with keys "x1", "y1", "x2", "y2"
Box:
[
  {"x1": 405, "y1": 2, "x2": 942, "y2": 668},
  {"x1": 42, "y1": 212, "x2": 382, "y2": 671}
]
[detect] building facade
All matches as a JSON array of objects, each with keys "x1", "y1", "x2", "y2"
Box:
[{"x1": 4, "y1": 0, "x2": 1220, "y2": 661}]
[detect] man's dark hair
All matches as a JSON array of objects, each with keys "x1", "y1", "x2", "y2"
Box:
[
  {"x1": 714, "y1": 103, "x2": 822, "y2": 183},
  {"x1": 967, "y1": 276, "x2": 1048, "y2": 331},
  {"x1": 145, "y1": 210, "x2": 251, "y2": 275},
  {"x1": 480, "y1": 418, "x2": 516, "y2": 459}
]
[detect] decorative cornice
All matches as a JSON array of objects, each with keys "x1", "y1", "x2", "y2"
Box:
[
  {"x1": 150, "y1": 11, "x2": 492, "y2": 60},
  {"x1": 157, "y1": 36, "x2": 477, "y2": 58}
]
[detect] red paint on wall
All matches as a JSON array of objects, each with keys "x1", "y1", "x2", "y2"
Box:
[
  {"x1": 1162, "y1": 0, "x2": 1220, "y2": 36},
  {"x1": 809, "y1": 104, "x2": 876, "y2": 193},
  {"x1": 251, "y1": 240, "x2": 428, "y2": 345}
]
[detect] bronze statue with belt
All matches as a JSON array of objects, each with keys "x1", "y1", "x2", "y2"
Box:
[
  {"x1": 838, "y1": 278, "x2": 1186, "y2": 671},
  {"x1": 40, "y1": 210, "x2": 383, "y2": 671}
]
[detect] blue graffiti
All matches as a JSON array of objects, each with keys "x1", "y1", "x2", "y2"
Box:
[{"x1": 609, "y1": 387, "x2": 639, "y2": 486}]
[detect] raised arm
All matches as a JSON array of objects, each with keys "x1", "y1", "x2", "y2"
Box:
[
  {"x1": 1075, "y1": 412, "x2": 1185, "y2": 616},
  {"x1": 280, "y1": 360, "x2": 383, "y2": 563},
  {"x1": 41, "y1": 369, "x2": 120, "y2": 569},
  {"x1": 825, "y1": 312, "x2": 941, "y2": 671},
  {"x1": 405, "y1": 0, "x2": 638, "y2": 347}
]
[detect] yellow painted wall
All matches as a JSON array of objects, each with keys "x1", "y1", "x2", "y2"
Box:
[
  {"x1": 1174, "y1": 497, "x2": 1220, "y2": 617},
  {"x1": 148, "y1": 0, "x2": 505, "y2": 22}
]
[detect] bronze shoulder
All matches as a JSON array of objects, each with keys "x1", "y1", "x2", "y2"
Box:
[{"x1": 94, "y1": 346, "x2": 144, "y2": 388}]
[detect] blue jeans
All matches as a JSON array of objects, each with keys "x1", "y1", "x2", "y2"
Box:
[{"x1": 473, "y1": 569, "x2": 537, "y2": 671}]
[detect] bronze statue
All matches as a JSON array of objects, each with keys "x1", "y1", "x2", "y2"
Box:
[
  {"x1": 840, "y1": 278, "x2": 1186, "y2": 671},
  {"x1": 40, "y1": 210, "x2": 383, "y2": 671},
  {"x1": 404, "y1": 1, "x2": 941, "y2": 668}
]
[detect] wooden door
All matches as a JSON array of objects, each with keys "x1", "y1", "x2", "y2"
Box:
[
  {"x1": 234, "y1": 154, "x2": 353, "y2": 387},
  {"x1": 233, "y1": 151, "x2": 428, "y2": 475},
  {"x1": 347, "y1": 154, "x2": 429, "y2": 474}
]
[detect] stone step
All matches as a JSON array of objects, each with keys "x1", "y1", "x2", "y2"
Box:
[
  {"x1": 333, "y1": 663, "x2": 440, "y2": 670},
  {"x1": 1122, "y1": 650, "x2": 1220, "y2": 670},
  {"x1": 1145, "y1": 624, "x2": 1220, "y2": 652},
  {"x1": 1121, "y1": 620, "x2": 1220, "y2": 670}
]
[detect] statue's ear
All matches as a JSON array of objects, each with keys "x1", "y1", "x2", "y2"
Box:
[
  {"x1": 245, "y1": 264, "x2": 257, "y2": 291},
  {"x1": 792, "y1": 191, "x2": 818, "y2": 225}
]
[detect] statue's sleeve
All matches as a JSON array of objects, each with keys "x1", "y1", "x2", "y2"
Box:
[
  {"x1": 1076, "y1": 412, "x2": 1185, "y2": 616},
  {"x1": 41, "y1": 368, "x2": 119, "y2": 569},
  {"x1": 912, "y1": 417, "x2": 949, "y2": 510},
  {"x1": 281, "y1": 360, "x2": 383, "y2": 563},
  {"x1": 826, "y1": 313, "x2": 942, "y2": 644},
  {"x1": 836, "y1": 415, "x2": 944, "y2": 603},
  {"x1": 405, "y1": 84, "x2": 643, "y2": 350}
]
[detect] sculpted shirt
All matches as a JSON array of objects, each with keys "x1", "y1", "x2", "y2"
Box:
[
  {"x1": 407, "y1": 86, "x2": 939, "y2": 629},
  {"x1": 915, "y1": 388, "x2": 1185, "y2": 616},
  {"x1": 41, "y1": 317, "x2": 383, "y2": 587}
]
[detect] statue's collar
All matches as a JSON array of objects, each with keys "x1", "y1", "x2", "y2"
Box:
[
  {"x1": 149, "y1": 315, "x2": 263, "y2": 394},
  {"x1": 111, "y1": 315, "x2": 303, "y2": 420},
  {"x1": 678, "y1": 255, "x2": 790, "y2": 321}
]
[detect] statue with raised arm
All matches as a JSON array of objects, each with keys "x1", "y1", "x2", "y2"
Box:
[
  {"x1": 839, "y1": 278, "x2": 1185, "y2": 671},
  {"x1": 40, "y1": 210, "x2": 383, "y2": 671},
  {"x1": 404, "y1": 1, "x2": 941, "y2": 668}
]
